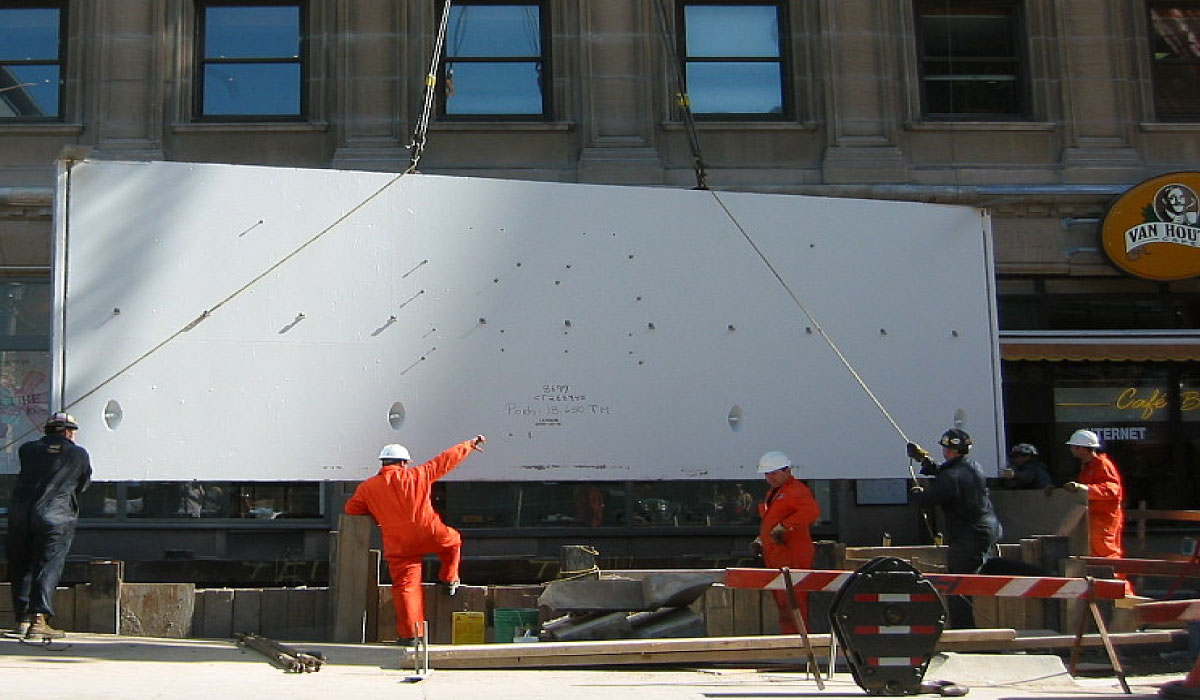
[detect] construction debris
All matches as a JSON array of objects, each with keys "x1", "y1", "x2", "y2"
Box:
[{"x1": 234, "y1": 633, "x2": 325, "y2": 672}]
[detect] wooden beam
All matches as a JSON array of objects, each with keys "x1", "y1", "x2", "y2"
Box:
[
  {"x1": 329, "y1": 514, "x2": 374, "y2": 642},
  {"x1": 401, "y1": 628, "x2": 1017, "y2": 669}
]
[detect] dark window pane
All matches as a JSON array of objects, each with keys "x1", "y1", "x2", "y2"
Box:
[
  {"x1": 919, "y1": 14, "x2": 1015, "y2": 58},
  {"x1": 0, "y1": 8, "x2": 59, "y2": 61},
  {"x1": 916, "y1": 1, "x2": 1023, "y2": 118},
  {"x1": 1152, "y1": 64, "x2": 1200, "y2": 119},
  {"x1": 205, "y1": 5, "x2": 300, "y2": 59},
  {"x1": 447, "y1": 5, "x2": 541, "y2": 58},
  {"x1": 203, "y1": 63, "x2": 301, "y2": 115},
  {"x1": 688, "y1": 62, "x2": 783, "y2": 114},
  {"x1": 924, "y1": 77, "x2": 1018, "y2": 115},
  {"x1": 0, "y1": 65, "x2": 59, "y2": 118},
  {"x1": 445, "y1": 61, "x2": 543, "y2": 114},
  {"x1": 685, "y1": 5, "x2": 780, "y2": 58}
]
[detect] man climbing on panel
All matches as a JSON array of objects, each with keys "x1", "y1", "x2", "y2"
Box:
[{"x1": 344, "y1": 434, "x2": 486, "y2": 645}]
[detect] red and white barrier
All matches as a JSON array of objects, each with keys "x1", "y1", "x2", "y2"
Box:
[
  {"x1": 725, "y1": 567, "x2": 1127, "y2": 600},
  {"x1": 1135, "y1": 599, "x2": 1200, "y2": 624}
]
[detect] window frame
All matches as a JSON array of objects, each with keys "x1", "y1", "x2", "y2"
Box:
[
  {"x1": 0, "y1": 0, "x2": 67, "y2": 121},
  {"x1": 193, "y1": 0, "x2": 308, "y2": 122},
  {"x1": 676, "y1": 0, "x2": 792, "y2": 121},
  {"x1": 913, "y1": 0, "x2": 1030, "y2": 122},
  {"x1": 436, "y1": 0, "x2": 552, "y2": 121},
  {"x1": 1146, "y1": 1, "x2": 1200, "y2": 122}
]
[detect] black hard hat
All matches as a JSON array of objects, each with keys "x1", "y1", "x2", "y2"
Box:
[
  {"x1": 1010, "y1": 443, "x2": 1038, "y2": 456},
  {"x1": 939, "y1": 428, "x2": 972, "y2": 453}
]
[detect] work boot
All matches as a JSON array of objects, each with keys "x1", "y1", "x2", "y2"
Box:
[
  {"x1": 395, "y1": 637, "x2": 418, "y2": 647},
  {"x1": 3, "y1": 616, "x2": 30, "y2": 639},
  {"x1": 24, "y1": 614, "x2": 65, "y2": 640}
]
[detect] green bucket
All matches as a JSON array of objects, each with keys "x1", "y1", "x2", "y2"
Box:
[{"x1": 492, "y1": 607, "x2": 539, "y2": 643}]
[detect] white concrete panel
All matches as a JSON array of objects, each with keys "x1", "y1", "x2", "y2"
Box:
[{"x1": 56, "y1": 160, "x2": 1000, "y2": 481}]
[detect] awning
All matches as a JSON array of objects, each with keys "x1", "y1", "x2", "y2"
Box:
[{"x1": 1001, "y1": 340, "x2": 1200, "y2": 362}]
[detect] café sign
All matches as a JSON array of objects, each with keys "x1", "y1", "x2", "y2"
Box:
[{"x1": 1101, "y1": 172, "x2": 1200, "y2": 281}]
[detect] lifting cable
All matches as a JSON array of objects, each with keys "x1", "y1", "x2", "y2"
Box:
[
  {"x1": 407, "y1": 0, "x2": 453, "y2": 174},
  {"x1": 650, "y1": 0, "x2": 709, "y2": 190},
  {"x1": 650, "y1": 0, "x2": 923, "y2": 485}
]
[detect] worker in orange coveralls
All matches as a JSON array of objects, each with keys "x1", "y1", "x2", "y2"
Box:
[
  {"x1": 1063, "y1": 429, "x2": 1127, "y2": 559},
  {"x1": 344, "y1": 435, "x2": 486, "y2": 645},
  {"x1": 750, "y1": 451, "x2": 821, "y2": 633}
]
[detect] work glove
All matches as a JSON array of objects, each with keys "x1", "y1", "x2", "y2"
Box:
[
  {"x1": 749, "y1": 538, "x2": 763, "y2": 557},
  {"x1": 470, "y1": 434, "x2": 487, "y2": 451},
  {"x1": 910, "y1": 486, "x2": 925, "y2": 496},
  {"x1": 1064, "y1": 481, "x2": 1089, "y2": 494},
  {"x1": 769, "y1": 524, "x2": 788, "y2": 545},
  {"x1": 906, "y1": 442, "x2": 929, "y2": 461}
]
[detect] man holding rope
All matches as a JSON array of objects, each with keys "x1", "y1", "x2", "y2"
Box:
[{"x1": 907, "y1": 429, "x2": 1001, "y2": 628}]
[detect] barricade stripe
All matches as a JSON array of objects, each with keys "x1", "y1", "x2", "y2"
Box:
[
  {"x1": 853, "y1": 625, "x2": 938, "y2": 635},
  {"x1": 723, "y1": 568, "x2": 1126, "y2": 600},
  {"x1": 868, "y1": 657, "x2": 923, "y2": 667}
]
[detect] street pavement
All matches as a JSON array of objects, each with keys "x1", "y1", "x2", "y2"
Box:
[{"x1": 0, "y1": 633, "x2": 1184, "y2": 700}]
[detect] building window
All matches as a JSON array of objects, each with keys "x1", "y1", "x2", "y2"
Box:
[
  {"x1": 915, "y1": 1, "x2": 1026, "y2": 120},
  {"x1": 0, "y1": 2, "x2": 64, "y2": 119},
  {"x1": 196, "y1": 1, "x2": 304, "y2": 119},
  {"x1": 679, "y1": 1, "x2": 788, "y2": 118},
  {"x1": 1148, "y1": 2, "x2": 1200, "y2": 121},
  {"x1": 440, "y1": 1, "x2": 548, "y2": 118}
]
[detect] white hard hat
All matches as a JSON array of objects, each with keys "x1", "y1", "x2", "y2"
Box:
[
  {"x1": 1065, "y1": 430, "x2": 1101, "y2": 448},
  {"x1": 757, "y1": 451, "x2": 792, "y2": 474},
  {"x1": 379, "y1": 444, "x2": 411, "y2": 461}
]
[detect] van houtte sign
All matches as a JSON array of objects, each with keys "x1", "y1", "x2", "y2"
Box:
[{"x1": 1101, "y1": 171, "x2": 1200, "y2": 281}]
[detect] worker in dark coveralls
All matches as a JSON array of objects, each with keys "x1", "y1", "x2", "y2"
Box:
[
  {"x1": 5, "y1": 412, "x2": 92, "y2": 640},
  {"x1": 907, "y1": 429, "x2": 1001, "y2": 628},
  {"x1": 344, "y1": 435, "x2": 485, "y2": 645}
]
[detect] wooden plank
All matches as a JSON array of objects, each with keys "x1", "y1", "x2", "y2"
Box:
[
  {"x1": 73, "y1": 583, "x2": 90, "y2": 633},
  {"x1": 191, "y1": 589, "x2": 207, "y2": 638},
  {"x1": 260, "y1": 589, "x2": 288, "y2": 639},
  {"x1": 731, "y1": 588, "x2": 761, "y2": 636},
  {"x1": 288, "y1": 588, "x2": 325, "y2": 641},
  {"x1": 50, "y1": 588, "x2": 75, "y2": 630},
  {"x1": 1009, "y1": 629, "x2": 1184, "y2": 650},
  {"x1": 87, "y1": 560, "x2": 123, "y2": 634},
  {"x1": 231, "y1": 589, "x2": 262, "y2": 635},
  {"x1": 1019, "y1": 538, "x2": 1046, "y2": 630},
  {"x1": 377, "y1": 584, "x2": 396, "y2": 642},
  {"x1": 703, "y1": 585, "x2": 734, "y2": 637},
  {"x1": 201, "y1": 589, "x2": 234, "y2": 640},
  {"x1": 403, "y1": 628, "x2": 1019, "y2": 669},
  {"x1": 329, "y1": 513, "x2": 373, "y2": 643},
  {"x1": 760, "y1": 590, "x2": 780, "y2": 635},
  {"x1": 365, "y1": 549, "x2": 381, "y2": 642}
]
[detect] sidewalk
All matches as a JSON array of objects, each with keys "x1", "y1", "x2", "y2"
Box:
[{"x1": 0, "y1": 633, "x2": 1180, "y2": 700}]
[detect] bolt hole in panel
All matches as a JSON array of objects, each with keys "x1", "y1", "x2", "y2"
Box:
[{"x1": 56, "y1": 161, "x2": 1000, "y2": 481}]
